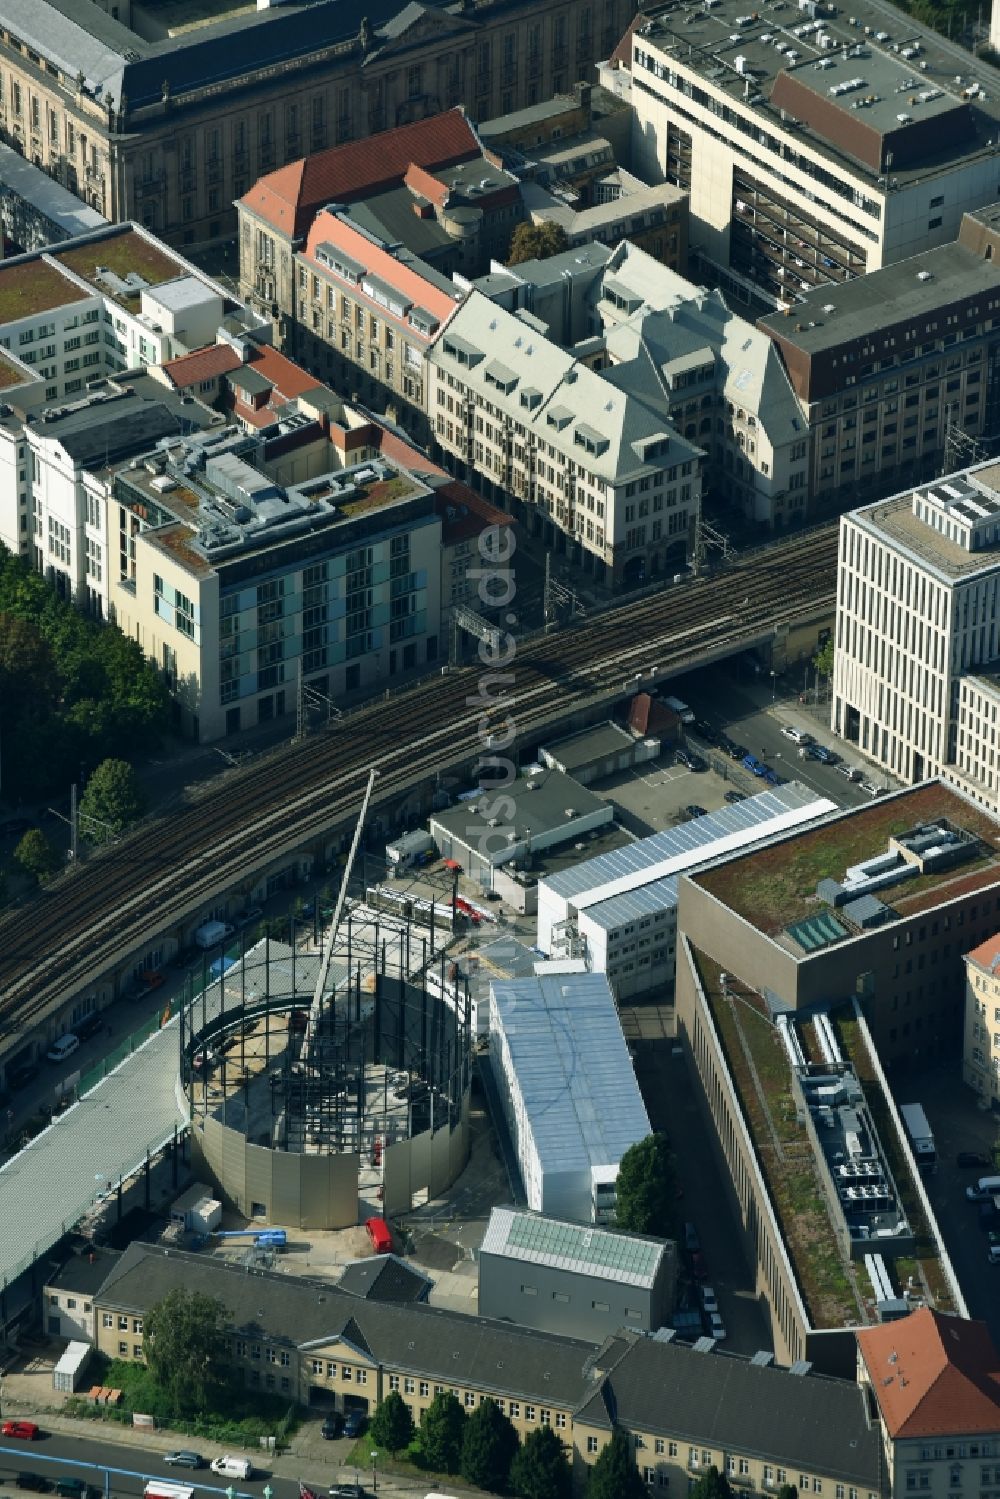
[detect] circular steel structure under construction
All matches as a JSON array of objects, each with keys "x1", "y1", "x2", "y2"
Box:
[{"x1": 179, "y1": 935, "x2": 474, "y2": 1230}]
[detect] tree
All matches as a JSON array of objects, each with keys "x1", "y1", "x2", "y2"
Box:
[
  {"x1": 777, "y1": 1485, "x2": 798, "y2": 1499},
  {"x1": 142, "y1": 1288, "x2": 230, "y2": 1414},
  {"x1": 614, "y1": 1132, "x2": 677, "y2": 1238},
  {"x1": 78, "y1": 757, "x2": 146, "y2": 845},
  {"x1": 507, "y1": 220, "x2": 570, "y2": 265},
  {"x1": 14, "y1": 828, "x2": 60, "y2": 885},
  {"x1": 813, "y1": 636, "x2": 834, "y2": 679},
  {"x1": 691, "y1": 1468, "x2": 733, "y2": 1499},
  {"x1": 461, "y1": 1396, "x2": 519, "y2": 1492},
  {"x1": 418, "y1": 1390, "x2": 467, "y2": 1473},
  {"x1": 510, "y1": 1425, "x2": 572, "y2": 1499},
  {"x1": 585, "y1": 1429, "x2": 648, "y2": 1499},
  {"x1": 369, "y1": 1390, "x2": 414, "y2": 1454}
]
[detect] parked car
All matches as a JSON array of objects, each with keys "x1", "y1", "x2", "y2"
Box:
[
  {"x1": 16, "y1": 1475, "x2": 50, "y2": 1492},
  {"x1": 958, "y1": 1151, "x2": 992, "y2": 1168},
  {"x1": 693, "y1": 719, "x2": 717, "y2": 744},
  {"x1": 836, "y1": 763, "x2": 863, "y2": 781},
  {"x1": 7, "y1": 1063, "x2": 39, "y2": 1090},
  {"x1": 675, "y1": 747, "x2": 703, "y2": 771},
  {"x1": 75, "y1": 1013, "x2": 104, "y2": 1042},
  {"x1": 708, "y1": 1312, "x2": 728, "y2": 1341},
  {"x1": 46, "y1": 1033, "x2": 80, "y2": 1064},
  {"x1": 684, "y1": 1222, "x2": 700, "y2": 1251},
  {"x1": 55, "y1": 1479, "x2": 99, "y2": 1499},
  {"x1": 329, "y1": 1485, "x2": 367, "y2": 1499},
  {"x1": 763, "y1": 769, "x2": 782, "y2": 786},
  {"x1": 684, "y1": 805, "x2": 708, "y2": 819},
  {"x1": 343, "y1": 1409, "x2": 368, "y2": 1438},
  {"x1": 701, "y1": 1285, "x2": 719, "y2": 1314},
  {"x1": 780, "y1": 726, "x2": 813, "y2": 745},
  {"x1": 2, "y1": 1421, "x2": 40, "y2": 1441},
  {"x1": 742, "y1": 754, "x2": 766, "y2": 777},
  {"x1": 724, "y1": 790, "x2": 745, "y2": 805},
  {"x1": 861, "y1": 780, "x2": 885, "y2": 797},
  {"x1": 321, "y1": 1412, "x2": 344, "y2": 1440},
  {"x1": 728, "y1": 742, "x2": 748, "y2": 761},
  {"x1": 163, "y1": 1451, "x2": 204, "y2": 1469},
  {"x1": 807, "y1": 744, "x2": 838, "y2": 764}
]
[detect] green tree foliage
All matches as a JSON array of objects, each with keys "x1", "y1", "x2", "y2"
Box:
[
  {"x1": 0, "y1": 546, "x2": 170, "y2": 800},
  {"x1": 418, "y1": 1391, "x2": 467, "y2": 1473},
  {"x1": 614, "y1": 1132, "x2": 677, "y2": 1237},
  {"x1": 777, "y1": 1484, "x2": 798, "y2": 1499},
  {"x1": 691, "y1": 1467, "x2": 734, "y2": 1499},
  {"x1": 460, "y1": 1396, "x2": 520, "y2": 1492},
  {"x1": 78, "y1": 758, "x2": 146, "y2": 845},
  {"x1": 813, "y1": 636, "x2": 835, "y2": 679},
  {"x1": 14, "y1": 828, "x2": 60, "y2": 885},
  {"x1": 510, "y1": 1425, "x2": 573, "y2": 1499},
  {"x1": 141, "y1": 1289, "x2": 230, "y2": 1415},
  {"x1": 369, "y1": 1390, "x2": 414, "y2": 1454},
  {"x1": 508, "y1": 220, "x2": 570, "y2": 265},
  {"x1": 585, "y1": 1429, "x2": 648, "y2": 1499}
]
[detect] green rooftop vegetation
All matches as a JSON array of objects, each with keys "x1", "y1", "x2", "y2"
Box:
[
  {"x1": 693, "y1": 949, "x2": 860, "y2": 1330},
  {"x1": 695, "y1": 783, "x2": 1000, "y2": 936},
  {"x1": 0, "y1": 259, "x2": 88, "y2": 323},
  {"x1": 55, "y1": 230, "x2": 187, "y2": 304},
  {"x1": 339, "y1": 474, "x2": 417, "y2": 515},
  {"x1": 0, "y1": 351, "x2": 30, "y2": 388}
]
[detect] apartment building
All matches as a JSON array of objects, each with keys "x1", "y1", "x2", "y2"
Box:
[
  {"x1": 962, "y1": 932, "x2": 1000, "y2": 1100},
  {"x1": 0, "y1": 0, "x2": 635, "y2": 248},
  {"x1": 832, "y1": 460, "x2": 1000, "y2": 804},
  {"x1": 288, "y1": 206, "x2": 467, "y2": 437},
  {"x1": 427, "y1": 287, "x2": 702, "y2": 584},
  {"x1": 618, "y1": 0, "x2": 1000, "y2": 304},
  {"x1": 0, "y1": 141, "x2": 106, "y2": 253},
  {"x1": 85, "y1": 1239, "x2": 1000, "y2": 1497},
  {"x1": 520, "y1": 172, "x2": 688, "y2": 272},
  {"x1": 758, "y1": 220, "x2": 1000, "y2": 515}
]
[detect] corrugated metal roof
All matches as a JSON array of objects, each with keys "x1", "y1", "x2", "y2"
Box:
[
  {"x1": 546, "y1": 784, "x2": 835, "y2": 932},
  {"x1": 481, "y1": 1206, "x2": 666, "y2": 1287},
  {"x1": 490, "y1": 971, "x2": 649, "y2": 1176}
]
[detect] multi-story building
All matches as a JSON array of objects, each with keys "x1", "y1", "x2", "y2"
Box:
[
  {"x1": 84, "y1": 1239, "x2": 1000, "y2": 1497},
  {"x1": 758, "y1": 216, "x2": 1000, "y2": 516},
  {"x1": 962, "y1": 932, "x2": 1000, "y2": 1100},
  {"x1": 0, "y1": 140, "x2": 107, "y2": 253},
  {"x1": 832, "y1": 459, "x2": 1000, "y2": 803},
  {"x1": 289, "y1": 206, "x2": 467, "y2": 437},
  {"x1": 520, "y1": 171, "x2": 688, "y2": 272},
  {"x1": 488, "y1": 969, "x2": 650, "y2": 1224},
  {"x1": 0, "y1": 0, "x2": 635, "y2": 248},
  {"x1": 426, "y1": 286, "x2": 703, "y2": 584},
  {"x1": 616, "y1": 0, "x2": 1000, "y2": 304}
]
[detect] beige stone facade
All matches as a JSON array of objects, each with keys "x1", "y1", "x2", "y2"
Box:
[
  {"x1": 0, "y1": 0, "x2": 635, "y2": 249},
  {"x1": 963, "y1": 934, "x2": 1000, "y2": 1101}
]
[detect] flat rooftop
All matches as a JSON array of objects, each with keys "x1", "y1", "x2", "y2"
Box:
[
  {"x1": 758, "y1": 240, "x2": 1000, "y2": 353},
  {"x1": 540, "y1": 721, "x2": 638, "y2": 772},
  {"x1": 432, "y1": 769, "x2": 613, "y2": 858},
  {"x1": 693, "y1": 782, "x2": 1000, "y2": 936},
  {"x1": 848, "y1": 462, "x2": 1000, "y2": 582},
  {"x1": 480, "y1": 1206, "x2": 670, "y2": 1289},
  {"x1": 0, "y1": 256, "x2": 93, "y2": 323},
  {"x1": 53, "y1": 227, "x2": 202, "y2": 307},
  {"x1": 638, "y1": 0, "x2": 1000, "y2": 187}
]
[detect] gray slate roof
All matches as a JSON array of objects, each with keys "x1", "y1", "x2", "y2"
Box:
[
  {"x1": 337, "y1": 1253, "x2": 433, "y2": 1304},
  {"x1": 43, "y1": 1246, "x2": 121, "y2": 1296},
  {"x1": 575, "y1": 1335, "x2": 883, "y2": 1487}
]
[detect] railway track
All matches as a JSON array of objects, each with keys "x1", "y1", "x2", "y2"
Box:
[{"x1": 0, "y1": 525, "x2": 838, "y2": 1045}]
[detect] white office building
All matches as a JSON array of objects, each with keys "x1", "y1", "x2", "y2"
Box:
[
  {"x1": 537, "y1": 784, "x2": 836, "y2": 999},
  {"x1": 617, "y1": 0, "x2": 1000, "y2": 304},
  {"x1": 488, "y1": 970, "x2": 650, "y2": 1224},
  {"x1": 833, "y1": 461, "x2": 1000, "y2": 810}
]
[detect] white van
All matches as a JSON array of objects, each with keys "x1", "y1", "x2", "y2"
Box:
[
  {"x1": 210, "y1": 1457, "x2": 253, "y2": 1480},
  {"x1": 47, "y1": 1033, "x2": 80, "y2": 1064},
  {"x1": 967, "y1": 1175, "x2": 1000, "y2": 1202}
]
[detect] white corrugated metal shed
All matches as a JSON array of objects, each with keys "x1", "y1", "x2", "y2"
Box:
[
  {"x1": 546, "y1": 784, "x2": 836, "y2": 932},
  {"x1": 490, "y1": 971, "x2": 649, "y2": 1175}
]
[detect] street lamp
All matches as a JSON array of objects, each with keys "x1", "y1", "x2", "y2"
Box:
[
  {"x1": 770, "y1": 669, "x2": 777, "y2": 703},
  {"x1": 371, "y1": 1449, "x2": 378, "y2": 1494}
]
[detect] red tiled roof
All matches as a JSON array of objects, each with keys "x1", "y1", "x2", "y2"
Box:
[
  {"x1": 240, "y1": 109, "x2": 481, "y2": 237},
  {"x1": 967, "y1": 933, "x2": 1000, "y2": 971},
  {"x1": 434, "y1": 480, "x2": 511, "y2": 545},
  {"x1": 377, "y1": 429, "x2": 446, "y2": 479},
  {"x1": 610, "y1": 11, "x2": 647, "y2": 68},
  {"x1": 628, "y1": 692, "x2": 681, "y2": 739},
  {"x1": 857, "y1": 1308, "x2": 1000, "y2": 1439},
  {"x1": 303, "y1": 211, "x2": 461, "y2": 329},
  {"x1": 159, "y1": 343, "x2": 242, "y2": 389}
]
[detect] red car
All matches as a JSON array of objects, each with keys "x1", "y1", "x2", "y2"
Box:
[{"x1": 2, "y1": 1419, "x2": 40, "y2": 1440}]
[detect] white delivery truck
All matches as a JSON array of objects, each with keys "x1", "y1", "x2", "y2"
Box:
[
  {"x1": 194, "y1": 919, "x2": 233, "y2": 950},
  {"x1": 385, "y1": 830, "x2": 436, "y2": 876},
  {"x1": 662, "y1": 695, "x2": 695, "y2": 724}
]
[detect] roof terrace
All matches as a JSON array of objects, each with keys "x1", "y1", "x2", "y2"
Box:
[{"x1": 693, "y1": 783, "x2": 1000, "y2": 938}]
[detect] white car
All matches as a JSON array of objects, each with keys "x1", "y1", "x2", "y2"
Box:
[
  {"x1": 836, "y1": 763, "x2": 863, "y2": 782},
  {"x1": 47, "y1": 1033, "x2": 80, "y2": 1064},
  {"x1": 780, "y1": 726, "x2": 813, "y2": 745},
  {"x1": 708, "y1": 1312, "x2": 728, "y2": 1341},
  {"x1": 701, "y1": 1285, "x2": 719, "y2": 1314}
]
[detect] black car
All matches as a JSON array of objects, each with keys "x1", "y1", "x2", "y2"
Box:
[
  {"x1": 329, "y1": 1486, "x2": 366, "y2": 1499},
  {"x1": 958, "y1": 1151, "x2": 992, "y2": 1169},
  {"x1": 55, "y1": 1479, "x2": 100, "y2": 1499},
  {"x1": 343, "y1": 1409, "x2": 368, "y2": 1439},
  {"x1": 724, "y1": 791, "x2": 745, "y2": 805},
  {"x1": 75, "y1": 1012, "x2": 104, "y2": 1042},
  {"x1": 8, "y1": 1063, "x2": 39, "y2": 1090},
  {"x1": 728, "y1": 742, "x2": 748, "y2": 761},
  {"x1": 321, "y1": 1413, "x2": 344, "y2": 1440},
  {"x1": 685, "y1": 805, "x2": 708, "y2": 819},
  {"x1": 17, "y1": 1476, "x2": 50, "y2": 1493},
  {"x1": 692, "y1": 719, "x2": 717, "y2": 744}
]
